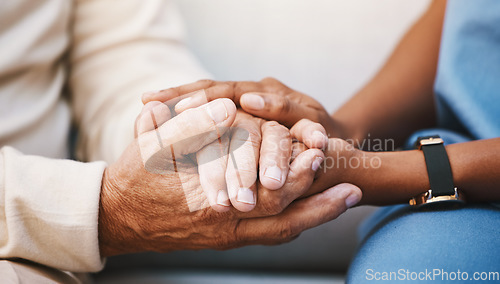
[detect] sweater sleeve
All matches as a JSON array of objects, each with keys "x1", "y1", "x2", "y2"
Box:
[
  {"x1": 69, "y1": 0, "x2": 211, "y2": 164},
  {"x1": 0, "y1": 147, "x2": 106, "y2": 272}
]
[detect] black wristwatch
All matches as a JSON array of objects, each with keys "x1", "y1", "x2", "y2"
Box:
[{"x1": 409, "y1": 135, "x2": 465, "y2": 207}]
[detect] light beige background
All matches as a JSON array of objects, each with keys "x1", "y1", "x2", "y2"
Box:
[{"x1": 176, "y1": 0, "x2": 430, "y2": 112}]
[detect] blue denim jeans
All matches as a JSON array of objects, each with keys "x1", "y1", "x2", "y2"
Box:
[{"x1": 347, "y1": 204, "x2": 500, "y2": 283}]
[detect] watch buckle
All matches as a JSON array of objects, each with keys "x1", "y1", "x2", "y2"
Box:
[
  {"x1": 409, "y1": 188, "x2": 464, "y2": 206},
  {"x1": 418, "y1": 137, "x2": 444, "y2": 150}
]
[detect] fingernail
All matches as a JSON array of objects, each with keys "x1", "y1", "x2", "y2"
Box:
[
  {"x1": 236, "y1": 188, "x2": 255, "y2": 205},
  {"x1": 312, "y1": 130, "x2": 329, "y2": 148},
  {"x1": 176, "y1": 97, "x2": 192, "y2": 110},
  {"x1": 312, "y1": 156, "x2": 323, "y2": 171},
  {"x1": 264, "y1": 165, "x2": 282, "y2": 182},
  {"x1": 345, "y1": 192, "x2": 361, "y2": 208},
  {"x1": 206, "y1": 100, "x2": 228, "y2": 124},
  {"x1": 241, "y1": 93, "x2": 265, "y2": 110},
  {"x1": 217, "y1": 190, "x2": 231, "y2": 206},
  {"x1": 334, "y1": 183, "x2": 362, "y2": 208}
]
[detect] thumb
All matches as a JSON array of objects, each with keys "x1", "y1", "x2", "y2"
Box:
[
  {"x1": 138, "y1": 99, "x2": 237, "y2": 163},
  {"x1": 235, "y1": 183, "x2": 363, "y2": 243},
  {"x1": 330, "y1": 183, "x2": 363, "y2": 210},
  {"x1": 297, "y1": 183, "x2": 362, "y2": 228}
]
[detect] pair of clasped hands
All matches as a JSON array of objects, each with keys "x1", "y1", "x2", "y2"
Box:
[{"x1": 99, "y1": 78, "x2": 362, "y2": 257}]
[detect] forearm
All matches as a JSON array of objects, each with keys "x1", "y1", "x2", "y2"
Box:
[
  {"x1": 351, "y1": 138, "x2": 500, "y2": 205},
  {"x1": 332, "y1": 0, "x2": 447, "y2": 148}
]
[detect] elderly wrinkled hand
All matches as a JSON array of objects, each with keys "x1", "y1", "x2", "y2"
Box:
[
  {"x1": 139, "y1": 89, "x2": 330, "y2": 213},
  {"x1": 98, "y1": 98, "x2": 361, "y2": 257}
]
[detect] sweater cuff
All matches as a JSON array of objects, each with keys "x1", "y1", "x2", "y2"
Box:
[{"x1": 0, "y1": 147, "x2": 106, "y2": 272}]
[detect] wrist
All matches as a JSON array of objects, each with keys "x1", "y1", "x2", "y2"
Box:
[
  {"x1": 328, "y1": 113, "x2": 368, "y2": 145},
  {"x1": 355, "y1": 150, "x2": 429, "y2": 205},
  {"x1": 98, "y1": 167, "x2": 130, "y2": 257}
]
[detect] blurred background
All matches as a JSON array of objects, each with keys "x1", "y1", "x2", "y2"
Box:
[
  {"x1": 97, "y1": 0, "x2": 430, "y2": 283},
  {"x1": 177, "y1": 0, "x2": 430, "y2": 112}
]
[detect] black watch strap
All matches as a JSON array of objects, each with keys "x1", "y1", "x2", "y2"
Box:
[{"x1": 416, "y1": 135, "x2": 456, "y2": 196}]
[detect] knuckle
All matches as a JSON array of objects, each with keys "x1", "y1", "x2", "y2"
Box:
[
  {"x1": 273, "y1": 233, "x2": 300, "y2": 245},
  {"x1": 297, "y1": 118, "x2": 322, "y2": 132},
  {"x1": 263, "y1": 200, "x2": 284, "y2": 216},
  {"x1": 234, "y1": 168, "x2": 258, "y2": 186},
  {"x1": 197, "y1": 79, "x2": 215, "y2": 87},
  {"x1": 274, "y1": 96, "x2": 292, "y2": 115},
  {"x1": 220, "y1": 83, "x2": 233, "y2": 92},
  {"x1": 162, "y1": 87, "x2": 180, "y2": 99},
  {"x1": 277, "y1": 220, "x2": 295, "y2": 240},
  {"x1": 260, "y1": 77, "x2": 289, "y2": 95},
  {"x1": 245, "y1": 126, "x2": 263, "y2": 145},
  {"x1": 165, "y1": 87, "x2": 178, "y2": 94},
  {"x1": 230, "y1": 128, "x2": 262, "y2": 155},
  {"x1": 263, "y1": 120, "x2": 280, "y2": 128},
  {"x1": 207, "y1": 83, "x2": 235, "y2": 101},
  {"x1": 232, "y1": 82, "x2": 246, "y2": 98},
  {"x1": 263, "y1": 121, "x2": 289, "y2": 135},
  {"x1": 231, "y1": 220, "x2": 249, "y2": 246},
  {"x1": 221, "y1": 83, "x2": 236, "y2": 99},
  {"x1": 263, "y1": 123, "x2": 292, "y2": 152},
  {"x1": 260, "y1": 77, "x2": 278, "y2": 84},
  {"x1": 263, "y1": 121, "x2": 291, "y2": 138},
  {"x1": 258, "y1": 191, "x2": 284, "y2": 216}
]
